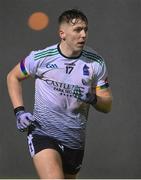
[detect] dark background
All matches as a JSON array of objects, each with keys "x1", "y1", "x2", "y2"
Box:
[{"x1": 0, "y1": 0, "x2": 141, "y2": 178}]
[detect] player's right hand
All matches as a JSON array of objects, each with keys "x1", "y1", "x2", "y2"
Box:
[{"x1": 15, "y1": 111, "x2": 34, "y2": 132}]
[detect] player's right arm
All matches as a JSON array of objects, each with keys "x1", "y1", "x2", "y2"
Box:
[
  {"x1": 7, "y1": 51, "x2": 41, "y2": 131},
  {"x1": 7, "y1": 62, "x2": 30, "y2": 108},
  {"x1": 7, "y1": 62, "x2": 37, "y2": 132}
]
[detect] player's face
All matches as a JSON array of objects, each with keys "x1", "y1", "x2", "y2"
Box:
[{"x1": 59, "y1": 19, "x2": 88, "y2": 55}]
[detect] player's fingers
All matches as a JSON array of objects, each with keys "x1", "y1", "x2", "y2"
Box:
[
  {"x1": 25, "y1": 113, "x2": 34, "y2": 121},
  {"x1": 22, "y1": 119, "x2": 31, "y2": 127}
]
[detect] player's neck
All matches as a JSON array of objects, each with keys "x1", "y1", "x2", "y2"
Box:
[{"x1": 59, "y1": 42, "x2": 81, "y2": 58}]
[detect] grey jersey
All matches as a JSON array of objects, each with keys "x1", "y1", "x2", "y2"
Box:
[{"x1": 21, "y1": 44, "x2": 109, "y2": 149}]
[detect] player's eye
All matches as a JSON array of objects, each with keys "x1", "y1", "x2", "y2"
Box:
[
  {"x1": 74, "y1": 28, "x2": 82, "y2": 32},
  {"x1": 84, "y1": 27, "x2": 88, "y2": 32}
]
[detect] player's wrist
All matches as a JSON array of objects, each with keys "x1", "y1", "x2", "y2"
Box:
[{"x1": 14, "y1": 106, "x2": 25, "y2": 115}]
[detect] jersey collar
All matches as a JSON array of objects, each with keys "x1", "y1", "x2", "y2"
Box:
[{"x1": 57, "y1": 43, "x2": 82, "y2": 59}]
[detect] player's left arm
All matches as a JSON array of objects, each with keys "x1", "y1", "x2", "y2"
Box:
[
  {"x1": 91, "y1": 57, "x2": 113, "y2": 113},
  {"x1": 94, "y1": 86, "x2": 113, "y2": 113}
]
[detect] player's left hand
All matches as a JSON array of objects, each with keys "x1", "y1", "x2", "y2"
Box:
[
  {"x1": 73, "y1": 86, "x2": 97, "y2": 105},
  {"x1": 79, "y1": 92, "x2": 97, "y2": 105}
]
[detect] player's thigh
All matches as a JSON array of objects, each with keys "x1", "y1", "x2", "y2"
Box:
[{"x1": 33, "y1": 148, "x2": 64, "y2": 179}]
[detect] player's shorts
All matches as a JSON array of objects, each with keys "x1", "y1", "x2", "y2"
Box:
[{"x1": 27, "y1": 133, "x2": 84, "y2": 174}]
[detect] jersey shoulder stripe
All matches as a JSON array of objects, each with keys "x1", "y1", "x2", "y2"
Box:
[
  {"x1": 34, "y1": 47, "x2": 59, "y2": 61},
  {"x1": 82, "y1": 49, "x2": 104, "y2": 65},
  {"x1": 34, "y1": 44, "x2": 59, "y2": 60}
]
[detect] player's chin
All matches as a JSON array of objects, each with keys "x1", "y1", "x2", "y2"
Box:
[{"x1": 76, "y1": 45, "x2": 84, "y2": 51}]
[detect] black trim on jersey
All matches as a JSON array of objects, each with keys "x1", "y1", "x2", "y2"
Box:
[{"x1": 57, "y1": 44, "x2": 82, "y2": 59}]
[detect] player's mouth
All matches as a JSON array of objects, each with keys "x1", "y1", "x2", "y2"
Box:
[{"x1": 77, "y1": 41, "x2": 85, "y2": 46}]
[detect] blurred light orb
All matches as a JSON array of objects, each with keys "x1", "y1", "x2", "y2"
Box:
[{"x1": 28, "y1": 12, "x2": 49, "y2": 31}]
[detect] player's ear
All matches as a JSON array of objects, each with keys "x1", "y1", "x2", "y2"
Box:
[{"x1": 59, "y1": 28, "x2": 66, "y2": 40}]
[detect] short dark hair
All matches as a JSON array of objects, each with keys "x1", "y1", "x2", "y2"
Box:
[{"x1": 58, "y1": 9, "x2": 88, "y2": 25}]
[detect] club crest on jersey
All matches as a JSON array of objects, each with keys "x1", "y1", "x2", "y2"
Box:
[{"x1": 83, "y1": 64, "x2": 89, "y2": 76}]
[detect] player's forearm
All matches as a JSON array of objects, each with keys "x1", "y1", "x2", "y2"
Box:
[
  {"x1": 7, "y1": 73, "x2": 24, "y2": 108},
  {"x1": 94, "y1": 95, "x2": 113, "y2": 113}
]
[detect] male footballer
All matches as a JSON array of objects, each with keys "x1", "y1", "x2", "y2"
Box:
[{"x1": 7, "y1": 9, "x2": 113, "y2": 179}]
